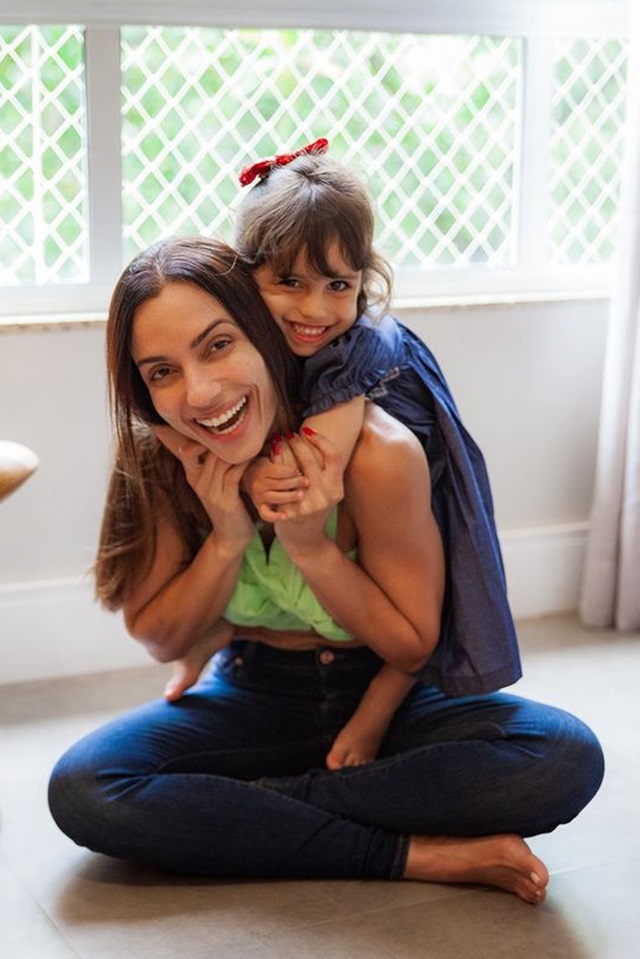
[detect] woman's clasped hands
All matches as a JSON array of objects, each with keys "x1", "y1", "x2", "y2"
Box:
[
  {"x1": 255, "y1": 427, "x2": 345, "y2": 555},
  {"x1": 154, "y1": 422, "x2": 343, "y2": 537}
]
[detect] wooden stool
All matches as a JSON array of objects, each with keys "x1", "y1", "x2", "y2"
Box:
[{"x1": 0, "y1": 441, "x2": 39, "y2": 503}]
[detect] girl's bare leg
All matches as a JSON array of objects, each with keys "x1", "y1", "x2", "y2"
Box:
[
  {"x1": 403, "y1": 834, "x2": 549, "y2": 905},
  {"x1": 326, "y1": 666, "x2": 416, "y2": 770}
]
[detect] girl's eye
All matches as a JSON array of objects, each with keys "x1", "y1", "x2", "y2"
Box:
[
  {"x1": 329, "y1": 280, "x2": 350, "y2": 292},
  {"x1": 279, "y1": 277, "x2": 300, "y2": 289}
]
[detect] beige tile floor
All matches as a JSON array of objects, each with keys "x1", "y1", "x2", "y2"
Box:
[{"x1": 1, "y1": 614, "x2": 638, "y2": 959}]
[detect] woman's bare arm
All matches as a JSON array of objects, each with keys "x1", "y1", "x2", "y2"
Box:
[
  {"x1": 122, "y1": 428, "x2": 253, "y2": 662},
  {"x1": 275, "y1": 406, "x2": 445, "y2": 674}
]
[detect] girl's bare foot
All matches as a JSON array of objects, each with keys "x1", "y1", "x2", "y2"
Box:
[
  {"x1": 325, "y1": 717, "x2": 387, "y2": 770},
  {"x1": 403, "y1": 834, "x2": 549, "y2": 905},
  {"x1": 325, "y1": 729, "x2": 381, "y2": 770},
  {"x1": 164, "y1": 658, "x2": 204, "y2": 701}
]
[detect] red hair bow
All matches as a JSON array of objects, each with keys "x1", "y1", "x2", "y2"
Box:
[{"x1": 238, "y1": 137, "x2": 329, "y2": 186}]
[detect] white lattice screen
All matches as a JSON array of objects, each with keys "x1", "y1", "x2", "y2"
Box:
[
  {"x1": 0, "y1": 23, "x2": 629, "y2": 291},
  {"x1": 549, "y1": 37, "x2": 627, "y2": 264},
  {"x1": 121, "y1": 29, "x2": 520, "y2": 267},
  {"x1": 0, "y1": 25, "x2": 86, "y2": 285}
]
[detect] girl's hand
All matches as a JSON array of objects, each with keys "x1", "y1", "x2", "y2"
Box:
[
  {"x1": 153, "y1": 425, "x2": 253, "y2": 551},
  {"x1": 273, "y1": 428, "x2": 344, "y2": 553},
  {"x1": 242, "y1": 448, "x2": 309, "y2": 523}
]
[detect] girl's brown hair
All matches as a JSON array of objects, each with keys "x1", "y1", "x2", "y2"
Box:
[
  {"x1": 96, "y1": 235, "x2": 299, "y2": 610},
  {"x1": 235, "y1": 154, "x2": 393, "y2": 316}
]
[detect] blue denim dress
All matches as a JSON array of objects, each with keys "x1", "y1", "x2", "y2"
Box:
[{"x1": 301, "y1": 314, "x2": 522, "y2": 695}]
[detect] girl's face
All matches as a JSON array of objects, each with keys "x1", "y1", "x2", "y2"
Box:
[
  {"x1": 253, "y1": 241, "x2": 362, "y2": 357},
  {"x1": 132, "y1": 281, "x2": 279, "y2": 465}
]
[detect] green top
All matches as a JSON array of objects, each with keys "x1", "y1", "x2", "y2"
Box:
[{"x1": 224, "y1": 509, "x2": 356, "y2": 641}]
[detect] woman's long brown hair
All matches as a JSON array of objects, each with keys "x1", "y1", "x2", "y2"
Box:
[{"x1": 95, "y1": 236, "x2": 299, "y2": 610}]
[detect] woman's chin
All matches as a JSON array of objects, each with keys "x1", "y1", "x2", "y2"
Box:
[{"x1": 199, "y1": 432, "x2": 264, "y2": 467}]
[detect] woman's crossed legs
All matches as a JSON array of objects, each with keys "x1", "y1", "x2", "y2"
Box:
[{"x1": 48, "y1": 644, "x2": 604, "y2": 903}]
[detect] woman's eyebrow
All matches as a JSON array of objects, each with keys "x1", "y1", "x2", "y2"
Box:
[
  {"x1": 136, "y1": 319, "x2": 229, "y2": 368},
  {"x1": 190, "y1": 319, "x2": 228, "y2": 350}
]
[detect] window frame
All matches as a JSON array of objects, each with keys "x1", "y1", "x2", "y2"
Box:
[{"x1": 0, "y1": 0, "x2": 630, "y2": 319}]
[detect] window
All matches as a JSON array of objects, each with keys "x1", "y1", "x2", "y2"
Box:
[
  {"x1": 1, "y1": 25, "x2": 86, "y2": 285},
  {"x1": 0, "y1": 0, "x2": 629, "y2": 316}
]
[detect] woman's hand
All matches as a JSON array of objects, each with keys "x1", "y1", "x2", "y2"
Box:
[{"x1": 153, "y1": 425, "x2": 253, "y2": 553}]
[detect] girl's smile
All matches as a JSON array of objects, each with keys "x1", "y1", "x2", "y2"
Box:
[
  {"x1": 132, "y1": 281, "x2": 278, "y2": 465},
  {"x1": 254, "y1": 242, "x2": 362, "y2": 357}
]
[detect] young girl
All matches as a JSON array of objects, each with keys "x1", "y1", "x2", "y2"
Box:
[{"x1": 234, "y1": 138, "x2": 522, "y2": 768}]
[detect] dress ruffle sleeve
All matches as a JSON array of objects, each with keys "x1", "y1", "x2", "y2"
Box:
[{"x1": 301, "y1": 315, "x2": 405, "y2": 416}]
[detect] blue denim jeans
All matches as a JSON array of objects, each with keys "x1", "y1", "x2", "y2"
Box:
[{"x1": 48, "y1": 641, "x2": 604, "y2": 879}]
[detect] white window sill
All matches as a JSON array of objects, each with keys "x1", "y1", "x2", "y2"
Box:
[
  {"x1": 0, "y1": 313, "x2": 107, "y2": 334},
  {"x1": 395, "y1": 287, "x2": 610, "y2": 311},
  {"x1": 0, "y1": 287, "x2": 611, "y2": 335}
]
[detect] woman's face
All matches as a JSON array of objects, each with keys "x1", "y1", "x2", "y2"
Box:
[{"x1": 132, "y1": 281, "x2": 279, "y2": 465}]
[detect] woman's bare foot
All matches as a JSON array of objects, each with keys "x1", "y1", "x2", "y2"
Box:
[{"x1": 403, "y1": 834, "x2": 549, "y2": 905}]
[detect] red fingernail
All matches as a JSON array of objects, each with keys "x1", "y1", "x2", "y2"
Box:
[
  {"x1": 286, "y1": 432, "x2": 295, "y2": 440},
  {"x1": 302, "y1": 426, "x2": 316, "y2": 436}
]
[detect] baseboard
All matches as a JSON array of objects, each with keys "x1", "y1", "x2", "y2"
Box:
[
  {"x1": 500, "y1": 522, "x2": 588, "y2": 620},
  {"x1": 0, "y1": 524, "x2": 588, "y2": 684},
  {"x1": 0, "y1": 577, "x2": 150, "y2": 685}
]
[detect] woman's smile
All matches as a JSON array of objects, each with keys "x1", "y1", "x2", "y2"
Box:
[{"x1": 195, "y1": 395, "x2": 249, "y2": 435}]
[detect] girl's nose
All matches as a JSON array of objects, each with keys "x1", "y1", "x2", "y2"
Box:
[{"x1": 298, "y1": 289, "x2": 325, "y2": 321}]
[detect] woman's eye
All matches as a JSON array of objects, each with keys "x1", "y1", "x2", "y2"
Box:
[
  {"x1": 149, "y1": 366, "x2": 172, "y2": 383},
  {"x1": 208, "y1": 336, "x2": 232, "y2": 354}
]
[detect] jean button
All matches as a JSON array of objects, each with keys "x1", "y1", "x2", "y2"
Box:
[
  {"x1": 233, "y1": 657, "x2": 244, "y2": 667},
  {"x1": 319, "y1": 650, "x2": 335, "y2": 665}
]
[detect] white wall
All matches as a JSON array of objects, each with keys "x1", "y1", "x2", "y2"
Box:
[
  {"x1": 0, "y1": 325, "x2": 152, "y2": 682},
  {"x1": 0, "y1": 297, "x2": 608, "y2": 683}
]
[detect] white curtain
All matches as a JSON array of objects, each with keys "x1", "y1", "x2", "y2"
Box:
[{"x1": 579, "y1": 1, "x2": 640, "y2": 632}]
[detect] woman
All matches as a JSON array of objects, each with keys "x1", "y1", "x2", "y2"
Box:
[{"x1": 48, "y1": 237, "x2": 604, "y2": 904}]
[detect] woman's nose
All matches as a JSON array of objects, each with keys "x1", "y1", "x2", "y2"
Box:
[{"x1": 184, "y1": 371, "x2": 222, "y2": 409}]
